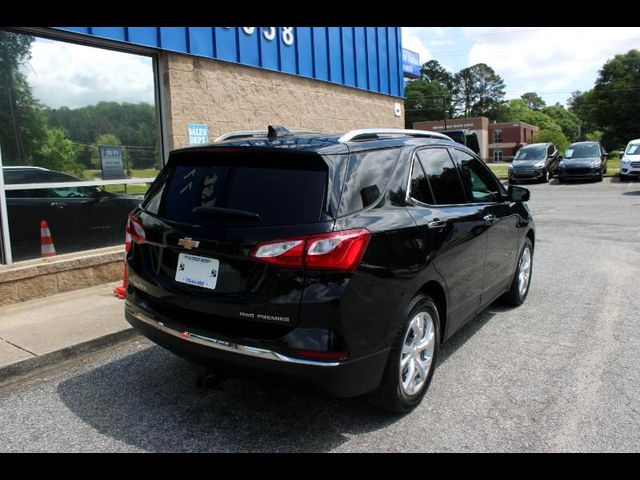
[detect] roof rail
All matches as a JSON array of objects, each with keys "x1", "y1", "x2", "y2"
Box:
[
  {"x1": 337, "y1": 128, "x2": 452, "y2": 143},
  {"x1": 214, "y1": 129, "x2": 322, "y2": 142}
]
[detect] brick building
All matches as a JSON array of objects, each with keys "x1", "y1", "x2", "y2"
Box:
[
  {"x1": 413, "y1": 116, "x2": 539, "y2": 162},
  {"x1": 488, "y1": 121, "x2": 539, "y2": 162}
]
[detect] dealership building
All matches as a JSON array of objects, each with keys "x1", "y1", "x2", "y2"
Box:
[{"x1": 0, "y1": 27, "x2": 409, "y2": 304}]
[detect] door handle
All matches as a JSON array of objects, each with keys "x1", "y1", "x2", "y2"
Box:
[
  {"x1": 483, "y1": 214, "x2": 496, "y2": 224},
  {"x1": 427, "y1": 219, "x2": 447, "y2": 230},
  {"x1": 49, "y1": 202, "x2": 65, "y2": 209}
]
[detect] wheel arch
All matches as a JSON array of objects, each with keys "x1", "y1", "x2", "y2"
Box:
[{"x1": 416, "y1": 280, "x2": 448, "y2": 343}]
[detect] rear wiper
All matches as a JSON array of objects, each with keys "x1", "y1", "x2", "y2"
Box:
[{"x1": 192, "y1": 206, "x2": 260, "y2": 221}]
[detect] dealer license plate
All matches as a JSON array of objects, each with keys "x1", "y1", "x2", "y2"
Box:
[{"x1": 175, "y1": 253, "x2": 220, "y2": 290}]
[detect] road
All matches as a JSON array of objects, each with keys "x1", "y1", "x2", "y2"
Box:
[{"x1": 1, "y1": 177, "x2": 639, "y2": 452}]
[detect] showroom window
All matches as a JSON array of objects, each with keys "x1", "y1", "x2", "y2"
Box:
[{"x1": 0, "y1": 29, "x2": 162, "y2": 264}]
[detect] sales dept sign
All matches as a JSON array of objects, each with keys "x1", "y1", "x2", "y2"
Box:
[
  {"x1": 188, "y1": 123, "x2": 209, "y2": 145},
  {"x1": 99, "y1": 146, "x2": 126, "y2": 180}
]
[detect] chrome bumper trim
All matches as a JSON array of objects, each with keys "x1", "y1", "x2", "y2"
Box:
[{"x1": 128, "y1": 308, "x2": 340, "y2": 367}]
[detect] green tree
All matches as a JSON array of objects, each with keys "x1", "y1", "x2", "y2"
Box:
[
  {"x1": 33, "y1": 128, "x2": 78, "y2": 173},
  {"x1": 404, "y1": 79, "x2": 451, "y2": 127},
  {"x1": 452, "y1": 63, "x2": 506, "y2": 118},
  {"x1": 521, "y1": 92, "x2": 546, "y2": 111},
  {"x1": 533, "y1": 129, "x2": 569, "y2": 152},
  {"x1": 590, "y1": 49, "x2": 640, "y2": 150},
  {"x1": 0, "y1": 30, "x2": 47, "y2": 165},
  {"x1": 542, "y1": 104, "x2": 580, "y2": 141}
]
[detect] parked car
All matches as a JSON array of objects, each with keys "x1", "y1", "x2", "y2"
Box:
[
  {"x1": 558, "y1": 141, "x2": 608, "y2": 183},
  {"x1": 3, "y1": 166, "x2": 142, "y2": 261},
  {"x1": 619, "y1": 139, "x2": 640, "y2": 181},
  {"x1": 508, "y1": 142, "x2": 560, "y2": 184},
  {"x1": 124, "y1": 126, "x2": 535, "y2": 413}
]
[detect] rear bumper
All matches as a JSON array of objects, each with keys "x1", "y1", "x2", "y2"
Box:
[{"x1": 125, "y1": 300, "x2": 389, "y2": 398}]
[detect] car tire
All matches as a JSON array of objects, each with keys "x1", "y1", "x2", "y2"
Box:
[
  {"x1": 619, "y1": 174, "x2": 629, "y2": 182},
  {"x1": 559, "y1": 176, "x2": 566, "y2": 184},
  {"x1": 501, "y1": 238, "x2": 533, "y2": 307},
  {"x1": 370, "y1": 294, "x2": 440, "y2": 414},
  {"x1": 597, "y1": 173, "x2": 604, "y2": 182}
]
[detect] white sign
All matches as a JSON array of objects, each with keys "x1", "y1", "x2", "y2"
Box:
[
  {"x1": 394, "y1": 103, "x2": 402, "y2": 117},
  {"x1": 188, "y1": 123, "x2": 209, "y2": 145},
  {"x1": 99, "y1": 146, "x2": 125, "y2": 180}
]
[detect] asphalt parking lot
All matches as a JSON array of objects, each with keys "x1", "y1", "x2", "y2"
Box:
[{"x1": 1, "y1": 177, "x2": 639, "y2": 452}]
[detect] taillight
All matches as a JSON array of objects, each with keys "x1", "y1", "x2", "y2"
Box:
[
  {"x1": 126, "y1": 213, "x2": 146, "y2": 251},
  {"x1": 304, "y1": 229, "x2": 370, "y2": 271},
  {"x1": 250, "y1": 229, "x2": 370, "y2": 271},
  {"x1": 252, "y1": 239, "x2": 305, "y2": 268}
]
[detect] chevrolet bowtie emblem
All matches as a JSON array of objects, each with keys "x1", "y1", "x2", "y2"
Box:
[{"x1": 178, "y1": 238, "x2": 200, "y2": 250}]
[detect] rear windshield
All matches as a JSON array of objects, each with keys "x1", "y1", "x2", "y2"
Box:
[{"x1": 144, "y1": 150, "x2": 328, "y2": 226}]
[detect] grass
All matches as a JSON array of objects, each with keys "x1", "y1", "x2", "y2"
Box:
[{"x1": 80, "y1": 168, "x2": 159, "y2": 196}]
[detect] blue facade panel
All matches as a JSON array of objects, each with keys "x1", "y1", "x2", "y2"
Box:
[
  {"x1": 188, "y1": 27, "x2": 214, "y2": 58},
  {"x1": 238, "y1": 28, "x2": 260, "y2": 67},
  {"x1": 296, "y1": 27, "x2": 314, "y2": 78},
  {"x1": 127, "y1": 27, "x2": 159, "y2": 48},
  {"x1": 54, "y1": 26, "x2": 404, "y2": 98}
]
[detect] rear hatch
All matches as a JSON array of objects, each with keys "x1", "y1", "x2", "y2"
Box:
[{"x1": 128, "y1": 147, "x2": 336, "y2": 337}]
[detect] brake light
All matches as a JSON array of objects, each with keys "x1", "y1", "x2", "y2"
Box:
[
  {"x1": 250, "y1": 229, "x2": 370, "y2": 271},
  {"x1": 126, "y1": 214, "x2": 146, "y2": 251}
]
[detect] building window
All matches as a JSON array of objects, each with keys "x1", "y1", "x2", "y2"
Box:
[
  {"x1": 0, "y1": 29, "x2": 162, "y2": 263},
  {"x1": 493, "y1": 129, "x2": 502, "y2": 143},
  {"x1": 493, "y1": 150, "x2": 503, "y2": 162}
]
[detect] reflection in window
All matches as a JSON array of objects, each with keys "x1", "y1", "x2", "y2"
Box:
[
  {"x1": 416, "y1": 149, "x2": 466, "y2": 205},
  {"x1": 1, "y1": 29, "x2": 160, "y2": 261}
]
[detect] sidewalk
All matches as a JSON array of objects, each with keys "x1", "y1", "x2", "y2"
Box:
[{"x1": 0, "y1": 282, "x2": 137, "y2": 384}]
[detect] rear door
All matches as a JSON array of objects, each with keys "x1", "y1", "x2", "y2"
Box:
[
  {"x1": 129, "y1": 147, "x2": 334, "y2": 330},
  {"x1": 405, "y1": 147, "x2": 487, "y2": 335}
]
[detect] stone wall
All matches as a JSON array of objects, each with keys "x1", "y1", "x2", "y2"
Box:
[
  {"x1": 161, "y1": 52, "x2": 405, "y2": 149},
  {"x1": 0, "y1": 248, "x2": 124, "y2": 306}
]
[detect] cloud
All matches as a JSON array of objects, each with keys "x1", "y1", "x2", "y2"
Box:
[
  {"x1": 22, "y1": 37, "x2": 156, "y2": 109},
  {"x1": 466, "y1": 27, "x2": 640, "y2": 98},
  {"x1": 402, "y1": 31, "x2": 433, "y2": 66}
]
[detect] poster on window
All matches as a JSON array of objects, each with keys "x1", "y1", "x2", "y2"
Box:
[{"x1": 99, "y1": 146, "x2": 126, "y2": 179}]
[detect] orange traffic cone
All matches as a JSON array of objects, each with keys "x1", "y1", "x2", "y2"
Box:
[
  {"x1": 113, "y1": 229, "x2": 131, "y2": 299},
  {"x1": 40, "y1": 220, "x2": 57, "y2": 258}
]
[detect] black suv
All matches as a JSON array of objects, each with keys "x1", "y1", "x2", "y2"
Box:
[
  {"x1": 124, "y1": 126, "x2": 535, "y2": 413},
  {"x1": 558, "y1": 141, "x2": 607, "y2": 183},
  {"x1": 508, "y1": 142, "x2": 560, "y2": 184}
]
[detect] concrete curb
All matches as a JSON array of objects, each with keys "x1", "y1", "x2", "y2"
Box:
[{"x1": 0, "y1": 327, "x2": 140, "y2": 386}]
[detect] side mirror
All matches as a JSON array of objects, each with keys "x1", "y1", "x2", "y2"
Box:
[
  {"x1": 558, "y1": 155, "x2": 563, "y2": 160},
  {"x1": 508, "y1": 185, "x2": 530, "y2": 202}
]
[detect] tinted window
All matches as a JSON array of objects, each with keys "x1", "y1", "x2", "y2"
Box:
[
  {"x1": 337, "y1": 148, "x2": 400, "y2": 216},
  {"x1": 409, "y1": 158, "x2": 434, "y2": 205},
  {"x1": 454, "y1": 150, "x2": 502, "y2": 203},
  {"x1": 416, "y1": 148, "x2": 466, "y2": 205},
  {"x1": 151, "y1": 153, "x2": 328, "y2": 226}
]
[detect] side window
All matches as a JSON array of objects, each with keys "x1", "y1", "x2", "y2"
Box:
[
  {"x1": 454, "y1": 150, "x2": 503, "y2": 203},
  {"x1": 337, "y1": 148, "x2": 401, "y2": 216},
  {"x1": 415, "y1": 148, "x2": 466, "y2": 205},
  {"x1": 409, "y1": 157, "x2": 434, "y2": 205}
]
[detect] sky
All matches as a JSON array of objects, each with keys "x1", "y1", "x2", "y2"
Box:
[
  {"x1": 20, "y1": 28, "x2": 640, "y2": 110},
  {"x1": 401, "y1": 27, "x2": 640, "y2": 106}
]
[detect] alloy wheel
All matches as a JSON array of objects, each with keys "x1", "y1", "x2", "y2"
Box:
[
  {"x1": 518, "y1": 245, "x2": 532, "y2": 297},
  {"x1": 399, "y1": 312, "x2": 436, "y2": 396}
]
